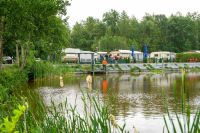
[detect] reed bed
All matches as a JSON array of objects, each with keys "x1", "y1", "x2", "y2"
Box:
[
  {"x1": 163, "y1": 69, "x2": 200, "y2": 133},
  {"x1": 3, "y1": 91, "x2": 129, "y2": 133}
]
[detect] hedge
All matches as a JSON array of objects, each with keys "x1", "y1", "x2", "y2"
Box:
[{"x1": 176, "y1": 53, "x2": 200, "y2": 62}]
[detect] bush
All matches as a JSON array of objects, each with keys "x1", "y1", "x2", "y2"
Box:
[
  {"x1": 176, "y1": 53, "x2": 200, "y2": 62},
  {"x1": 29, "y1": 62, "x2": 76, "y2": 79},
  {"x1": 0, "y1": 67, "x2": 28, "y2": 118},
  {"x1": 0, "y1": 67, "x2": 27, "y2": 91}
]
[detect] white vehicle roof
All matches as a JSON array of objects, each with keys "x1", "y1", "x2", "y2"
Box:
[
  {"x1": 97, "y1": 52, "x2": 107, "y2": 54},
  {"x1": 151, "y1": 51, "x2": 176, "y2": 54},
  {"x1": 62, "y1": 48, "x2": 81, "y2": 53}
]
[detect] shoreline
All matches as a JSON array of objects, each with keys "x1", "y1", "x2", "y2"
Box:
[{"x1": 72, "y1": 62, "x2": 200, "y2": 74}]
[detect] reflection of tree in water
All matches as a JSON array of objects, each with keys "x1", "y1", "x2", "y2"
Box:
[
  {"x1": 143, "y1": 76, "x2": 150, "y2": 93},
  {"x1": 172, "y1": 73, "x2": 200, "y2": 110},
  {"x1": 103, "y1": 90, "x2": 131, "y2": 117},
  {"x1": 100, "y1": 75, "x2": 131, "y2": 117}
]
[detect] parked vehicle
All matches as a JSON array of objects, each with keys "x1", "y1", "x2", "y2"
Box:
[{"x1": 2, "y1": 56, "x2": 13, "y2": 64}]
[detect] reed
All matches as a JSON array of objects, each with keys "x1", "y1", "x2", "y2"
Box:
[
  {"x1": 31, "y1": 62, "x2": 76, "y2": 79},
  {"x1": 8, "y1": 91, "x2": 129, "y2": 133},
  {"x1": 163, "y1": 69, "x2": 200, "y2": 133}
]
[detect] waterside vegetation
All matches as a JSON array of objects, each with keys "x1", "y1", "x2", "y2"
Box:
[{"x1": 163, "y1": 69, "x2": 200, "y2": 133}]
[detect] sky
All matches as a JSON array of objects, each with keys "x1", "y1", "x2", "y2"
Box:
[{"x1": 67, "y1": 0, "x2": 200, "y2": 27}]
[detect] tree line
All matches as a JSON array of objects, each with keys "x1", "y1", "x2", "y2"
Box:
[{"x1": 70, "y1": 10, "x2": 200, "y2": 53}]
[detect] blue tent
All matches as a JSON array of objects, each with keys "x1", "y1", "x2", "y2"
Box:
[
  {"x1": 131, "y1": 47, "x2": 134, "y2": 58},
  {"x1": 144, "y1": 45, "x2": 148, "y2": 58}
]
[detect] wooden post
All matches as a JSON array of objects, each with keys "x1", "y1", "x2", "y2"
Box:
[
  {"x1": 78, "y1": 53, "x2": 80, "y2": 64},
  {"x1": 91, "y1": 53, "x2": 94, "y2": 76}
]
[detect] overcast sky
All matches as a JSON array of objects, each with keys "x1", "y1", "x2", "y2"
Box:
[{"x1": 67, "y1": 0, "x2": 200, "y2": 27}]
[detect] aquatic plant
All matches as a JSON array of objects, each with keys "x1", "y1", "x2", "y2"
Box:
[
  {"x1": 12, "y1": 91, "x2": 129, "y2": 133},
  {"x1": 163, "y1": 69, "x2": 200, "y2": 133},
  {"x1": 130, "y1": 66, "x2": 141, "y2": 73},
  {"x1": 0, "y1": 103, "x2": 27, "y2": 133},
  {"x1": 31, "y1": 62, "x2": 76, "y2": 79}
]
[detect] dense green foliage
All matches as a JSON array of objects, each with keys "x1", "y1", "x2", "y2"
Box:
[
  {"x1": 0, "y1": 66, "x2": 28, "y2": 121},
  {"x1": 31, "y1": 61, "x2": 76, "y2": 78},
  {"x1": 176, "y1": 53, "x2": 200, "y2": 62},
  {"x1": 0, "y1": 0, "x2": 70, "y2": 68},
  {"x1": 0, "y1": 104, "x2": 27, "y2": 133},
  {"x1": 0, "y1": 66, "x2": 27, "y2": 103},
  {"x1": 70, "y1": 11, "x2": 200, "y2": 53}
]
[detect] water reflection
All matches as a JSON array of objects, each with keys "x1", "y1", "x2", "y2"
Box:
[
  {"x1": 28, "y1": 72, "x2": 200, "y2": 133},
  {"x1": 102, "y1": 76, "x2": 108, "y2": 94}
]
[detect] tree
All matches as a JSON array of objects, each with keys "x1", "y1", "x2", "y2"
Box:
[
  {"x1": 139, "y1": 14, "x2": 160, "y2": 52},
  {"x1": 0, "y1": 0, "x2": 70, "y2": 68},
  {"x1": 70, "y1": 22, "x2": 89, "y2": 50},
  {"x1": 103, "y1": 9, "x2": 120, "y2": 35},
  {"x1": 166, "y1": 13, "x2": 197, "y2": 52},
  {"x1": 93, "y1": 35, "x2": 129, "y2": 52},
  {"x1": 70, "y1": 17, "x2": 106, "y2": 50}
]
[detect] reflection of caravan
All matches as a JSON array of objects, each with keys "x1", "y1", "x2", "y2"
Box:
[{"x1": 150, "y1": 51, "x2": 176, "y2": 61}]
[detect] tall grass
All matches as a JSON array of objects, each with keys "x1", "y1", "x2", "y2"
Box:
[
  {"x1": 29, "y1": 62, "x2": 76, "y2": 79},
  {"x1": 163, "y1": 69, "x2": 200, "y2": 133},
  {"x1": 9, "y1": 91, "x2": 129, "y2": 133},
  {"x1": 0, "y1": 66, "x2": 28, "y2": 118}
]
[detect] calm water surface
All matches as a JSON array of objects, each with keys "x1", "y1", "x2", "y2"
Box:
[{"x1": 28, "y1": 72, "x2": 200, "y2": 133}]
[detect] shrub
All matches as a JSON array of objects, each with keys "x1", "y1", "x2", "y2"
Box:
[
  {"x1": 176, "y1": 53, "x2": 200, "y2": 62},
  {"x1": 0, "y1": 67, "x2": 27, "y2": 89},
  {"x1": 29, "y1": 62, "x2": 76, "y2": 79}
]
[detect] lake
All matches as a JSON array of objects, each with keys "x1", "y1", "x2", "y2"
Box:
[{"x1": 27, "y1": 72, "x2": 200, "y2": 133}]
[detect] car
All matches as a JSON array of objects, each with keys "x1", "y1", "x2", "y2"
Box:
[
  {"x1": 2, "y1": 56, "x2": 13, "y2": 64},
  {"x1": 35, "y1": 58, "x2": 41, "y2": 62}
]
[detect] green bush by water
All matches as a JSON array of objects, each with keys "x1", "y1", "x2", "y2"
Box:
[
  {"x1": 0, "y1": 66, "x2": 27, "y2": 106},
  {"x1": 176, "y1": 53, "x2": 200, "y2": 62},
  {"x1": 30, "y1": 61, "x2": 76, "y2": 79}
]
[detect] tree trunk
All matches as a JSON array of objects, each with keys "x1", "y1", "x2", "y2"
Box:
[
  {"x1": 21, "y1": 45, "x2": 25, "y2": 69},
  {"x1": 16, "y1": 43, "x2": 20, "y2": 67},
  {"x1": 0, "y1": 34, "x2": 3, "y2": 69},
  {"x1": 0, "y1": 17, "x2": 4, "y2": 69}
]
